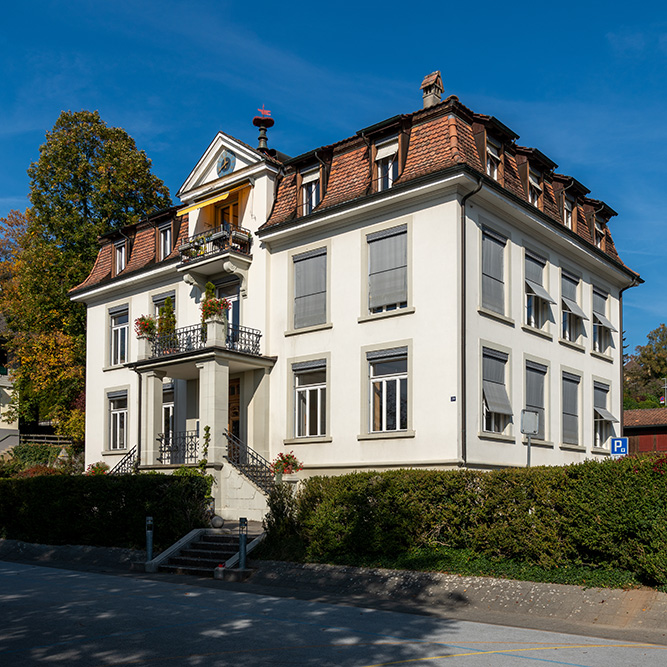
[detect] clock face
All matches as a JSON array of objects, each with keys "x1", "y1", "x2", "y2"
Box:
[{"x1": 217, "y1": 149, "x2": 236, "y2": 177}]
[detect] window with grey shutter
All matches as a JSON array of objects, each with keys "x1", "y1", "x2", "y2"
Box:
[
  {"x1": 482, "y1": 230, "x2": 506, "y2": 314},
  {"x1": 482, "y1": 348, "x2": 512, "y2": 419},
  {"x1": 368, "y1": 225, "x2": 407, "y2": 311},
  {"x1": 561, "y1": 273, "x2": 587, "y2": 319},
  {"x1": 592, "y1": 288, "x2": 616, "y2": 353},
  {"x1": 593, "y1": 382, "x2": 618, "y2": 423},
  {"x1": 525, "y1": 361, "x2": 547, "y2": 440},
  {"x1": 562, "y1": 372, "x2": 580, "y2": 445},
  {"x1": 293, "y1": 248, "x2": 327, "y2": 329}
]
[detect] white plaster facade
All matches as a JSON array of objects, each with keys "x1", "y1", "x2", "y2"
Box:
[{"x1": 72, "y1": 94, "x2": 638, "y2": 519}]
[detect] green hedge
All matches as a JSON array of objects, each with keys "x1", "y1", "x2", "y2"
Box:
[
  {"x1": 0, "y1": 475, "x2": 209, "y2": 550},
  {"x1": 266, "y1": 456, "x2": 667, "y2": 585}
]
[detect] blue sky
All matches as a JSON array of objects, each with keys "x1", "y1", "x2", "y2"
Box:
[{"x1": 1, "y1": 1, "x2": 665, "y2": 353}]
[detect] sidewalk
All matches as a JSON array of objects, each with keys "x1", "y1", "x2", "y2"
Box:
[{"x1": 2, "y1": 539, "x2": 666, "y2": 646}]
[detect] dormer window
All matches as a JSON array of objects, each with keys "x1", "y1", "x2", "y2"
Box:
[
  {"x1": 528, "y1": 170, "x2": 542, "y2": 207},
  {"x1": 301, "y1": 167, "x2": 320, "y2": 215},
  {"x1": 115, "y1": 242, "x2": 126, "y2": 275},
  {"x1": 376, "y1": 137, "x2": 398, "y2": 192},
  {"x1": 486, "y1": 139, "x2": 501, "y2": 181},
  {"x1": 159, "y1": 224, "x2": 172, "y2": 261},
  {"x1": 594, "y1": 217, "x2": 605, "y2": 249},
  {"x1": 564, "y1": 197, "x2": 574, "y2": 229}
]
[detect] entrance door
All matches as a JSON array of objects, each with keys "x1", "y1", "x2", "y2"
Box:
[{"x1": 228, "y1": 378, "x2": 241, "y2": 460}]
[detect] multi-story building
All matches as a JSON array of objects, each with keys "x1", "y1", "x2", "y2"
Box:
[{"x1": 71, "y1": 72, "x2": 640, "y2": 519}]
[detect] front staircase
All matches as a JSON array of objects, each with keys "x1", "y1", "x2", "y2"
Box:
[
  {"x1": 223, "y1": 430, "x2": 275, "y2": 494},
  {"x1": 156, "y1": 526, "x2": 264, "y2": 577}
]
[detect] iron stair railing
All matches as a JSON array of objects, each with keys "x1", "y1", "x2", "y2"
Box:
[
  {"x1": 157, "y1": 430, "x2": 199, "y2": 465},
  {"x1": 110, "y1": 446, "x2": 137, "y2": 474},
  {"x1": 223, "y1": 430, "x2": 274, "y2": 495}
]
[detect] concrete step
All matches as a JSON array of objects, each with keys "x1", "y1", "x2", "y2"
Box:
[
  {"x1": 180, "y1": 548, "x2": 238, "y2": 560},
  {"x1": 159, "y1": 563, "x2": 215, "y2": 577},
  {"x1": 167, "y1": 556, "x2": 229, "y2": 569}
]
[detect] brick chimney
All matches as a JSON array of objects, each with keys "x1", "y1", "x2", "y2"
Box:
[{"x1": 420, "y1": 71, "x2": 444, "y2": 109}]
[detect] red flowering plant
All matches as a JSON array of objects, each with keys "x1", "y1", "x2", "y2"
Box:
[
  {"x1": 85, "y1": 461, "x2": 110, "y2": 476},
  {"x1": 270, "y1": 451, "x2": 304, "y2": 475},
  {"x1": 200, "y1": 281, "x2": 231, "y2": 324},
  {"x1": 134, "y1": 314, "x2": 157, "y2": 339}
]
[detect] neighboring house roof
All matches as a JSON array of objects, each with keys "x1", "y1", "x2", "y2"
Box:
[{"x1": 624, "y1": 408, "x2": 667, "y2": 429}]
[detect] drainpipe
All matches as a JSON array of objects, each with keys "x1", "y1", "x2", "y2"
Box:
[{"x1": 459, "y1": 176, "x2": 483, "y2": 467}]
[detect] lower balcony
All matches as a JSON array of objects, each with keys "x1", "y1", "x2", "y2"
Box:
[{"x1": 150, "y1": 322, "x2": 262, "y2": 359}]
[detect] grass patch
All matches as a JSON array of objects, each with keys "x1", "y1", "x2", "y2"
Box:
[{"x1": 254, "y1": 541, "x2": 642, "y2": 590}]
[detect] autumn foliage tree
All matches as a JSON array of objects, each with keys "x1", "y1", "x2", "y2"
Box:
[
  {"x1": 0, "y1": 110, "x2": 171, "y2": 443},
  {"x1": 624, "y1": 323, "x2": 667, "y2": 409}
]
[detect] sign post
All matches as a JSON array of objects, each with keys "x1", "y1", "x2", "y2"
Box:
[{"x1": 521, "y1": 410, "x2": 539, "y2": 468}]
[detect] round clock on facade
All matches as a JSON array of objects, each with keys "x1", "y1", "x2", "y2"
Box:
[{"x1": 217, "y1": 149, "x2": 236, "y2": 177}]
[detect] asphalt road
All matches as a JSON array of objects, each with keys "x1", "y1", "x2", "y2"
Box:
[{"x1": 0, "y1": 561, "x2": 665, "y2": 666}]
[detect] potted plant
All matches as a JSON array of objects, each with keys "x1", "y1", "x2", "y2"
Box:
[
  {"x1": 201, "y1": 282, "x2": 231, "y2": 324},
  {"x1": 157, "y1": 297, "x2": 177, "y2": 353},
  {"x1": 134, "y1": 314, "x2": 157, "y2": 339},
  {"x1": 270, "y1": 451, "x2": 304, "y2": 484}
]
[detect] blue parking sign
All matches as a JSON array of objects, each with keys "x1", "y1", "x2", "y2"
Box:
[{"x1": 611, "y1": 437, "x2": 628, "y2": 457}]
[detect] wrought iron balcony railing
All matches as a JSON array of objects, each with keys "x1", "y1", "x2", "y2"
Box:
[
  {"x1": 150, "y1": 323, "x2": 262, "y2": 359},
  {"x1": 179, "y1": 224, "x2": 252, "y2": 263},
  {"x1": 157, "y1": 430, "x2": 199, "y2": 465}
]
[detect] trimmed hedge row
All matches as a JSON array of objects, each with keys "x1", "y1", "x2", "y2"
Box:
[
  {"x1": 0, "y1": 475, "x2": 209, "y2": 550},
  {"x1": 266, "y1": 455, "x2": 667, "y2": 585}
]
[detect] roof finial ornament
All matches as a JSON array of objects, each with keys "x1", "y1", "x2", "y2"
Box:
[
  {"x1": 253, "y1": 105, "x2": 275, "y2": 151},
  {"x1": 420, "y1": 71, "x2": 444, "y2": 109}
]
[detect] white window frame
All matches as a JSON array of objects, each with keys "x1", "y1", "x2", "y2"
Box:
[
  {"x1": 367, "y1": 225, "x2": 408, "y2": 314},
  {"x1": 115, "y1": 242, "x2": 126, "y2": 274},
  {"x1": 528, "y1": 170, "x2": 542, "y2": 207},
  {"x1": 293, "y1": 361, "x2": 327, "y2": 438},
  {"x1": 110, "y1": 309, "x2": 129, "y2": 366},
  {"x1": 481, "y1": 229, "x2": 507, "y2": 316},
  {"x1": 486, "y1": 139, "x2": 501, "y2": 180},
  {"x1": 525, "y1": 361, "x2": 547, "y2": 441},
  {"x1": 594, "y1": 217, "x2": 605, "y2": 248},
  {"x1": 301, "y1": 168, "x2": 320, "y2": 215},
  {"x1": 482, "y1": 347, "x2": 512, "y2": 434},
  {"x1": 159, "y1": 225, "x2": 172, "y2": 261},
  {"x1": 525, "y1": 252, "x2": 554, "y2": 330},
  {"x1": 109, "y1": 392, "x2": 128, "y2": 450},
  {"x1": 561, "y1": 272, "x2": 587, "y2": 343},
  {"x1": 376, "y1": 137, "x2": 399, "y2": 192},
  {"x1": 593, "y1": 381, "x2": 617, "y2": 449},
  {"x1": 563, "y1": 197, "x2": 574, "y2": 229},
  {"x1": 368, "y1": 348, "x2": 408, "y2": 433},
  {"x1": 562, "y1": 372, "x2": 580, "y2": 446},
  {"x1": 592, "y1": 288, "x2": 615, "y2": 354}
]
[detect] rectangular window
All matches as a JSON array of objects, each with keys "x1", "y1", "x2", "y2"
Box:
[
  {"x1": 486, "y1": 139, "x2": 501, "y2": 180},
  {"x1": 525, "y1": 361, "x2": 547, "y2": 440},
  {"x1": 159, "y1": 225, "x2": 172, "y2": 261},
  {"x1": 293, "y1": 248, "x2": 327, "y2": 329},
  {"x1": 528, "y1": 170, "x2": 542, "y2": 207},
  {"x1": 525, "y1": 253, "x2": 554, "y2": 329},
  {"x1": 594, "y1": 217, "x2": 605, "y2": 248},
  {"x1": 301, "y1": 168, "x2": 320, "y2": 215},
  {"x1": 592, "y1": 288, "x2": 616, "y2": 354},
  {"x1": 115, "y1": 243, "x2": 126, "y2": 274},
  {"x1": 562, "y1": 372, "x2": 580, "y2": 445},
  {"x1": 376, "y1": 138, "x2": 398, "y2": 191},
  {"x1": 293, "y1": 360, "x2": 326, "y2": 438},
  {"x1": 218, "y1": 201, "x2": 239, "y2": 229},
  {"x1": 110, "y1": 309, "x2": 129, "y2": 366},
  {"x1": 109, "y1": 391, "x2": 128, "y2": 450},
  {"x1": 563, "y1": 198, "x2": 574, "y2": 229},
  {"x1": 368, "y1": 225, "x2": 407, "y2": 313},
  {"x1": 368, "y1": 348, "x2": 408, "y2": 432},
  {"x1": 153, "y1": 292, "x2": 176, "y2": 319},
  {"x1": 481, "y1": 229, "x2": 506, "y2": 315},
  {"x1": 561, "y1": 272, "x2": 587, "y2": 342},
  {"x1": 482, "y1": 348, "x2": 512, "y2": 433},
  {"x1": 594, "y1": 381, "x2": 618, "y2": 448}
]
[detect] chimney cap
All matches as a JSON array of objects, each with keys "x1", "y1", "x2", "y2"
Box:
[{"x1": 420, "y1": 71, "x2": 444, "y2": 109}]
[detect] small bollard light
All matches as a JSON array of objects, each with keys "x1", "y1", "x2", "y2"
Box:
[
  {"x1": 146, "y1": 516, "x2": 154, "y2": 563},
  {"x1": 238, "y1": 517, "x2": 248, "y2": 570}
]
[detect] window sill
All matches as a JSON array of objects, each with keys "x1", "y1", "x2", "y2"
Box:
[
  {"x1": 358, "y1": 307, "x2": 415, "y2": 324},
  {"x1": 358, "y1": 430, "x2": 415, "y2": 441},
  {"x1": 521, "y1": 325, "x2": 552, "y2": 341},
  {"x1": 103, "y1": 364, "x2": 128, "y2": 372},
  {"x1": 102, "y1": 449, "x2": 127, "y2": 456},
  {"x1": 478, "y1": 308, "x2": 515, "y2": 327},
  {"x1": 591, "y1": 447, "x2": 610, "y2": 455},
  {"x1": 284, "y1": 322, "x2": 333, "y2": 337},
  {"x1": 590, "y1": 350, "x2": 614, "y2": 363},
  {"x1": 478, "y1": 432, "x2": 515, "y2": 443},
  {"x1": 560, "y1": 443, "x2": 585, "y2": 452},
  {"x1": 283, "y1": 436, "x2": 332, "y2": 446},
  {"x1": 558, "y1": 338, "x2": 585, "y2": 353},
  {"x1": 522, "y1": 438, "x2": 553, "y2": 448}
]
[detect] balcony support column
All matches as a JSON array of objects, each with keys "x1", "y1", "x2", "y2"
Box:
[
  {"x1": 142, "y1": 370, "x2": 166, "y2": 466},
  {"x1": 250, "y1": 367, "x2": 271, "y2": 460},
  {"x1": 196, "y1": 355, "x2": 229, "y2": 464}
]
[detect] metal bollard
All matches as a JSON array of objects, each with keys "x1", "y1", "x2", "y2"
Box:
[
  {"x1": 238, "y1": 517, "x2": 248, "y2": 570},
  {"x1": 146, "y1": 516, "x2": 154, "y2": 562}
]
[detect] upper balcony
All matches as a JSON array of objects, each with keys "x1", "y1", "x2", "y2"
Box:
[{"x1": 178, "y1": 224, "x2": 253, "y2": 269}]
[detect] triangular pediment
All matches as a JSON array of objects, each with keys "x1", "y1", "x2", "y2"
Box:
[{"x1": 177, "y1": 132, "x2": 265, "y2": 201}]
